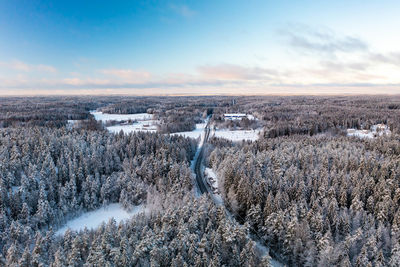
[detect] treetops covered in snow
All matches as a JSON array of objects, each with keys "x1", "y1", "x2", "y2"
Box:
[
  {"x1": 207, "y1": 134, "x2": 400, "y2": 266},
  {"x1": 2, "y1": 95, "x2": 400, "y2": 266},
  {"x1": 0, "y1": 122, "x2": 269, "y2": 266}
]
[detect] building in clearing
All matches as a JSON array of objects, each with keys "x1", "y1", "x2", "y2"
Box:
[
  {"x1": 347, "y1": 124, "x2": 391, "y2": 139},
  {"x1": 371, "y1": 124, "x2": 388, "y2": 131},
  {"x1": 224, "y1": 113, "x2": 255, "y2": 121}
]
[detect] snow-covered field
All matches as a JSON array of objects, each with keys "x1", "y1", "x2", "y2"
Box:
[
  {"x1": 347, "y1": 129, "x2": 374, "y2": 139},
  {"x1": 171, "y1": 122, "x2": 207, "y2": 140},
  {"x1": 213, "y1": 129, "x2": 261, "y2": 142},
  {"x1": 91, "y1": 111, "x2": 158, "y2": 134},
  {"x1": 347, "y1": 124, "x2": 391, "y2": 139},
  {"x1": 91, "y1": 111, "x2": 152, "y2": 122},
  {"x1": 170, "y1": 116, "x2": 261, "y2": 142},
  {"x1": 56, "y1": 203, "x2": 144, "y2": 235},
  {"x1": 107, "y1": 120, "x2": 158, "y2": 134}
]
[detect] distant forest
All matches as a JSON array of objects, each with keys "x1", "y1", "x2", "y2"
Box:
[{"x1": 1, "y1": 95, "x2": 400, "y2": 266}]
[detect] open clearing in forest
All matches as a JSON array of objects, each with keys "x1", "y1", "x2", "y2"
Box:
[
  {"x1": 56, "y1": 203, "x2": 144, "y2": 235},
  {"x1": 91, "y1": 111, "x2": 158, "y2": 133}
]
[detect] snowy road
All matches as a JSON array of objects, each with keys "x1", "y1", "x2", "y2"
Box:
[
  {"x1": 193, "y1": 121, "x2": 211, "y2": 194},
  {"x1": 193, "y1": 118, "x2": 285, "y2": 266}
]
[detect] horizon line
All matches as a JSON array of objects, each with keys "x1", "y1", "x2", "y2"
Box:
[{"x1": 1, "y1": 92, "x2": 400, "y2": 98}]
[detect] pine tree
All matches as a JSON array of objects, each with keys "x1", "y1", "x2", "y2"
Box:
[
  {"x1": 52, "y1": 249, "x2": 67, "y2": 267},
  {"x1": 6, "y1": 242, "x2": 19, "y2": 267},
  {"x1": 19, "y1": 245, "x2": 31, "y2": 267},
  {"x1": 68, "y1": 236, "x2": 83, "y2": 267},
  {"x1": 389, "y1": 243, "x2": 400, "y2": 267}
]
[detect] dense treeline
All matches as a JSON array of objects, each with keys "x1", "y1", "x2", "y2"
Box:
[
  {"x1": 99, "y1": 99, "x2": 157, "y2": 114},
  {"x1": 4, "y1": 95, "x2": 400, "y2": 266},
  {"x1": 0, "y1": 127, "x2": 207, "y2": 263},
  {"x1": 208, "y1": 135, "x2": 400, "y2": 266},
  {"x1": 0, "y1": 124, "x2": 269, "y2": 266},
  {"x1": 4, "y1": 95, "x2": 400, "y2": 136},
  {"x1": 98, "y1": 96, "x2": 229, "y2": 115},
  {"x1": 0, "y1": 97, "x2": 99, "y2": 128},
  {"x1": 0, "y1": 96, "x2": 229, "y2": 132},
  {"x1": 156, "y1": 109, "x2": 204, "y2": 134},
  {"x1": 212, "y1": 115, "x2": 259, "y2": 130},
  {"x1": 98, "y1": 97, "x2": 220, "y2": 133},
  {"x1": 4, "y1": 196, "x2": 269, "y2": 266},
  {"x1": 211, "y1": 96, "x2": 400, "y2": 137}
]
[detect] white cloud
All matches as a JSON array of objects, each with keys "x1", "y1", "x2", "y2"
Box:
[
  {"x1": 197, "y1": 64, "x2": 280, "y2": 80},
  {"x1": 0, "y1": 60, "x2": 57, "y2": 73},
  {"x1": 280, "y1": 24, "x2": 368, "y2": 56},
  {"x1": 2, "y1": 24, "x2": 400, "y2": 95},
  {"x1": 369, "y1": 52, "x2": 400, "y2": 67},
  {"x1": 99, "y1": 69, "x2": 151, "y2": 81}
]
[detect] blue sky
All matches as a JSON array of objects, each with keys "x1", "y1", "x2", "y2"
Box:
[{"x1": 1, "y1": 0, "x2": 400, "y2": 95}]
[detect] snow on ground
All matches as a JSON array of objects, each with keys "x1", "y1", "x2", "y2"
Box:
[
  {"x1": 246, "y1": 114, "x2": 256, "y2": 120},
  {"x1": 67, "y1": 120, "x2": 78, "y2": 125},
  {"x1": 198, "y1": 118, "x2": 210, "y2": 146},
  {"x1": 56, "y1": 203, "x2": 144, "y2": 235},
  {"x1": 173, "y1": 116, "x2": 210, "y2": 143},
  {"x1": 255, "y1": 241, "x2": 285, "y2": 267},
  {"x1": 106, "y1": 120, "x2": 158, "y2": 134},
  {"x1": 91, "y1": 111, "x2": 158, "y2": 134},
  {"x1": 213, "y1": 129, "x2": 261, "y2": 142},
  {"x1": 347, "y1": 124, "x2": 391, "y2": 139},
  {"x1": 270, "y1": 258, "x2": 284, "y2": 267},
  {"x1": 171, "y1": 122, "x2": 207, "y2": 140},
  {"x1": 347, "y1": 129, "x2": 374, "y2": 139},
  {"x1": 11, "y1": 186, "x2": 20, "y2": 194},
  {"x1": 372, "y1": 124, "x2": 392, "y2": 136},
  {"x1": 188, "y1": 117, "x2": 211, "y2": 197},
  {"x1": 66, "y1": 120, "x2": 79, "y2": 129},
  {"x1": 203, "y1": 167, "x2": 282, "y2": 266},
  {"x1": 91, "y1": 111, "x2": 152, "y2": 122},
  {"x1": 205, "y1": 168, "x2": 218, "y2": 190},
  {"x1": 204, "y1": 167, "x2": 223, "y2": 204},
  {"x1": 205, "y1": 167, "x2": 217, "y2": 180},
  {"x1": 224, "y1": 113, "x2": 256, "y2": 121}
]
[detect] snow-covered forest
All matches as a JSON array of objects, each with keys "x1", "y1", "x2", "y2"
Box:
[{"x1": 1, "y1": 95, "x2": 400, "y2": 266}]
